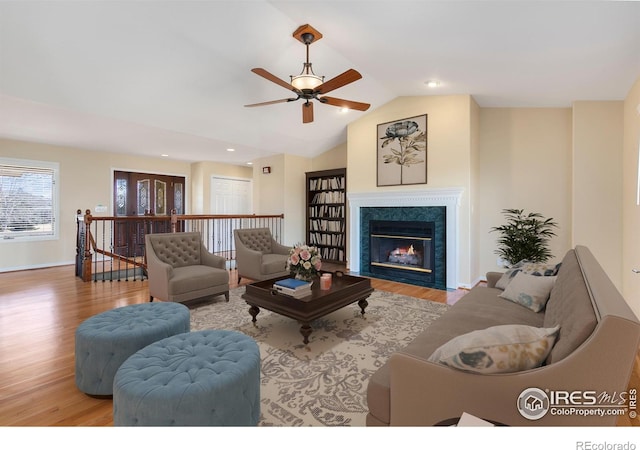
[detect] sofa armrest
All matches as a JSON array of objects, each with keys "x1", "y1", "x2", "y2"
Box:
[
  {"x1": 200, "y1": 245, "x2": 226, "y2": 270},
  {"x1": 486, "y1": 271, "x2": 504, "y2": 288},
  {"x1": 145, "y1": 243, "x2": 174, "y2": 301},
  {"x1": 271, "y1": 240, "x2": 291, "y2": 255}
]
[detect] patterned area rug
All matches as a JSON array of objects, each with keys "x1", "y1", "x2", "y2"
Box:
[{"x1": 189, "y1": 287, "x2": 449, "y2": 426}]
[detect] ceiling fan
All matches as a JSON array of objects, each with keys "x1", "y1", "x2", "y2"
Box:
[{"x1": 245, "y1": 24, "x2": 370, "y2": 124}]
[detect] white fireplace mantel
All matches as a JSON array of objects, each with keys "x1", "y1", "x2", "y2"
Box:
[{"x1": 347, "y1": 188, "x2": 463, "y2": 289}]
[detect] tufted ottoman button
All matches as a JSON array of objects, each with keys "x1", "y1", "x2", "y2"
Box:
[
  {"x1": 113, "y1": 330, "x2": 261, "y2": 426},
  {"x1": 74, "y1": 302, "x2": 190, "y2": 396}
]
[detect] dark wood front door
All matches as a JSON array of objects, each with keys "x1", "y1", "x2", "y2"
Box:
[{"x1": 113, "y1": 171, "x2": 186, "y2": 257}]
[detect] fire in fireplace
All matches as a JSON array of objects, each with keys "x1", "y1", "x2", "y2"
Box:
[{"x1": 369, "y1": 220, "x2": 435, "y2": 284}]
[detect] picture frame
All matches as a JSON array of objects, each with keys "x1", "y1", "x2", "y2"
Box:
[{"x1": 377, "y1": 114, "x2": 428, "y2": 186}]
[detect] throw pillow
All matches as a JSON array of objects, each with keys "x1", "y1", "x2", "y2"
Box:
[
  {"x1": 499, "y1": 272, "x2": 557, "y2": 312},
  {"x1": 521, "y1": 261, "x2": 562, "y2": 277},
  {"x1": 427, "y1": 324, "x2": 560, "y2": 374},
  {"x1": 495, "y1": 260, "x2": 561, "y2": 290},
  {"x1": 494, "y1": 259, "x2": 530, "y2": 290}
]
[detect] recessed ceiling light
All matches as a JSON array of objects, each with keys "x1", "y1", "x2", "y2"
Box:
[
  {"x1": 425, "y1": 80, "x2": 440, "y2": 88},
  {"x1": 161, "y1": 154, "x2": 169, "y2": 157},
  {"x1": 227, "y1": 148, "x2": 235, "y2": 152},
  {"x1": 340, "y1": 107, "x2": 349, "y2": 113},
  {"x1": 247, "y1": 162, "x2": 253, "y2": 165}
]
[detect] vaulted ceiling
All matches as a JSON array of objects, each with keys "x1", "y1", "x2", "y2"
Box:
[{"x1": 1, "y1": 1, "x2": 639, "y2": 165}]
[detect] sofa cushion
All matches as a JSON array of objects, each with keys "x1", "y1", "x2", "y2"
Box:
[
  {"x1": 403, "y1": 287, "x2": 545, "y2": 360},
  {"x1": 543, "y1": 250, "x2": 597, "y2": 364},
  {"x1": 150, "y1": 233, "x2": 202, "y2": 268},
  {"x1": 427, "y1": 324, "x2": 560, "y2": 373},
  {"x1": 261, "y1": 253, "x2": 288, "y2": 274},
  {"x1": 169, "y1": 265, "x2": 227, "y2": 296},
  {"x1": 237, "y1": 228, "x2": 274, "y2": 253},
  {"x1": 499, "y1": 272, "x2": 557, "y2": 312}
]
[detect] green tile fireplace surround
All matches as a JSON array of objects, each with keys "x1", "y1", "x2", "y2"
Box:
[
  {"x1": 360, "y1": 206, "x2": 446, "y2": 290},
  {"x1": 347, "y1": 189, "x2": 463, "y2": 290}
]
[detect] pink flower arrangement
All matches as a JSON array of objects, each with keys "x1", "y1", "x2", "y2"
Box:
[{"x1": 286, "y1": 243, "x2": 322, "y2": 280}]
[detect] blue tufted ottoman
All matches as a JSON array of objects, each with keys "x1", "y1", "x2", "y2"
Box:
[
  {"x1": 113, "y1": 330, "x2": 261, "y2": 426},
  {"x1": 75, "y1": 302, "x2": 190, "y2": 396}
]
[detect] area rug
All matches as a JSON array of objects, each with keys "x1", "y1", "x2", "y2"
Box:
[{"x1": 189, "y1": 287, "x2": 449, "y2": 426}]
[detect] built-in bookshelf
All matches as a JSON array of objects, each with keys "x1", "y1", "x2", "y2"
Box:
[{"x1": 305, "y1": 168, "x2": 346, "y2": 263}]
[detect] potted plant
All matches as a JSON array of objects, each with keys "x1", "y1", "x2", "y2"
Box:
[{"x1": 490, "y1": 208, "x2": 558, "y2": 267}]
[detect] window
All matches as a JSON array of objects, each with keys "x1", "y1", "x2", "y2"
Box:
[{"x1": 0, "y1": 158, "x2": 59, "y2": 241}]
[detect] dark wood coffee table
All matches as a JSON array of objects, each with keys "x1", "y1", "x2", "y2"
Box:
[{"x1": 242, "y1": 272, "x2": 373, "y2": 345}]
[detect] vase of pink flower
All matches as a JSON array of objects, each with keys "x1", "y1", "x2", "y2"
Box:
[{"x1": 286, "y1": 243, "x2": 322, "y2": 281}]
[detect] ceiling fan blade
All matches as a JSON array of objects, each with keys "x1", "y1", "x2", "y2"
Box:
[
  {"x1": 245, "y1": 98, "x2": 298, "y2": 107},
  {"x1": 251, "y1": 68, "x2": 298, "y2": 92},
  {"x1": 319, "y1": 96, "x2": 371, "y2": 111},
  {"x1": 314, "y1": 69, "x2": 362, "y2": 95},
  {"x1": 302, "y1": 102, "x2": 314, "y2": 123}
]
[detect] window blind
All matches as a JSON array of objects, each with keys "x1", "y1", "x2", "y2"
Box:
[{"x1": 0, "y1": 160, "x2": 57, "y2": 240}]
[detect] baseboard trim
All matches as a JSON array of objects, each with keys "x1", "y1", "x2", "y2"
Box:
[{"x1": 0, "y1": 260, "x2": 75, "y2": 273}]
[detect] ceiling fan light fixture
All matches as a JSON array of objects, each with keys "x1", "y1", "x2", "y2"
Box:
[
  {"x1": 291, "y1": 62, "x2": 324, "y2": 91},
  {"x1": 291, "y1": 73, "x2": 324, "y2": 90}
]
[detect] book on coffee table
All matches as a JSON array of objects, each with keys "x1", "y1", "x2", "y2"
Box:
[
  {"x1": 273, "y1": 278, "x2": 312, "y2": 298},
  {"x1": 274, "y1": 278, "x2": 312, "y2": 290}
]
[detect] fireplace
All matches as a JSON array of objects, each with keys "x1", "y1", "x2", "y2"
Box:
[
  {"x1": 369, "y1": 220, "x2": 435, "y2": 284},
  {"x1": 348, "y1": 189, "x2": 463, "y2": 290}
]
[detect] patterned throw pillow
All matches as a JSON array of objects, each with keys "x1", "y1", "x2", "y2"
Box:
[
  {"x1": 495, "y1": 261, "x2": 561, "y2": 290},
  {"x1": 494, "y1": 259, "x2": 529, "y2": 290},
  {"x1": 499, "y1": 272, "x2": 557, "y2": 312},
  {"x1": 427, "y1": 324, "x2": 560, "y2": 374}
]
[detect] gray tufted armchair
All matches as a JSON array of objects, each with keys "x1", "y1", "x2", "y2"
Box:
[
  {"x1": 145, "y1": 231, "x2": 229, "y2": 303},
  {"x1": 233, "y1": 228, "x2": 291, "y2": 283}
]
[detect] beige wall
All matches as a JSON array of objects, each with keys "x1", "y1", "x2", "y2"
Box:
[
  {"x1": 252, "y1": 154, "x2": 285, "y2": 216},
  {"x1": 572, "y1": 101, "x2": 624, "y2": 287},
  {"x1": 622, "y1": 76, "x2": 640, "y2": 317},
  {"x1": 469, "y1": 98, "x2": 481, "y2": 283},
  {"x1": 252, "y1": 153, "x2": 311, "y2": 245},
  {"x1": 347, "y1": 95, "x2": 475, "y2": 285},
  {"x1": 0, "y1": 138, "x2": 191, "y2": 272},
  {"x1": 311, "y1": 142, "x2": 347, "y2": 171},
  {"x1": 478, "y1": 108, "x2": 573, "y2": 275}
]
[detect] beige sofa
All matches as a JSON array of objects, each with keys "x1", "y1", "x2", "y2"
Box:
[
  {"x1": 366, "y1": 245, "x2": 640, "y2": 426},
  {"x1": 145, "y1": 231, "x2": 229, "y2": 303}
]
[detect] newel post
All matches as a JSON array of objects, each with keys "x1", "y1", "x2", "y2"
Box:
[
  {"x1": 171, "y1": 209, "x2": 177, "y2": 233},
  {"x1": 82, "y1": 209, "x2": 93, "y2": 282}
]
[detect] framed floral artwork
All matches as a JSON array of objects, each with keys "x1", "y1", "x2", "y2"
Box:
[{"x1": 377, "y1": 114, "x2": 427, "y2": 186}]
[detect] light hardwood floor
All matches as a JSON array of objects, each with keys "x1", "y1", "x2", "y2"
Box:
[{"x1": 0, "y1": 265, "x2": 637, "y2": 426}]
